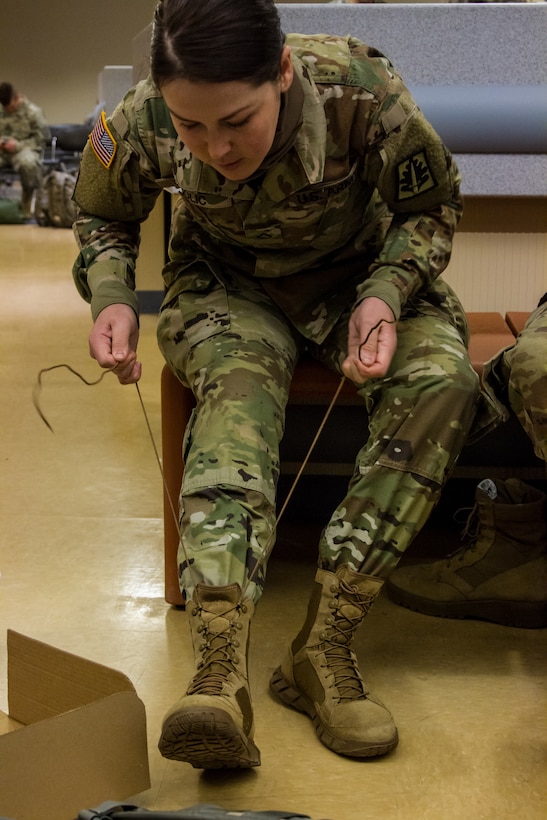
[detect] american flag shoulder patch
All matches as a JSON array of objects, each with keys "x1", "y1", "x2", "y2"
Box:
[{"x1": 89, "y1": 111, "x2": 117, "y2": 169}]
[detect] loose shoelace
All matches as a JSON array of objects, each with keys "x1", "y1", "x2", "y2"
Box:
[{"x1": 33, "y1": 319, "x2": 393, "y2": 608}]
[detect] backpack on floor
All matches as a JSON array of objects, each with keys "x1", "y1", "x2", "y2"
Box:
[
  {"x1": 76, "y1": 802, "x2": 318, "y2": 820},
  {"x1": 35, "y1": 168, "x2": 77, "y2": 228},
  {"x1": 0, "y1": 197, "x2": 25, "y2": 224}
]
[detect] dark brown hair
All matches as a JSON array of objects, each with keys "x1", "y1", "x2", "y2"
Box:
[
  {"x1": 0, "y1": 82, "x2": 15, "y2": 107},
  {"x1": 150, "y1": 0, "x2": 284, "y2": 88}
]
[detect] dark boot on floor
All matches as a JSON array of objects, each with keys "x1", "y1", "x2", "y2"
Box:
[
  {"x1": 270, "y1": 564, "x2": 398, "y2": 758},
  {"x1": 386, "y1": 478, "x2": 547, "y2": 628}
]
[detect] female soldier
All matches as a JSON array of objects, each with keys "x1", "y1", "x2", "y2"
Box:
[{"x1": 73, "y1": 0, "x2": 486, "y2": 769}]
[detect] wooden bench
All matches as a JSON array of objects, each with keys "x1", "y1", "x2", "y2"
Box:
[
  {"x1": 505, "y1": 311, "x2": 530, "y2": 337},
  {"x1": 160, "y1": 311, "x2": 529, "y2": 605},
  {"x1": 467, "y1": 312, "x2": 515, "y2": 380}
]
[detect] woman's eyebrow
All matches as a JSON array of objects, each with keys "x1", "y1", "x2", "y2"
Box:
[{"x1": 167, "y1": 102, "x2": 255, "y2": 125}]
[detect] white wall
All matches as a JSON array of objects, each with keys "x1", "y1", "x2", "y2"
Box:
[
  {"x1": 0, "y1": 1, "x2": 157, "y2": 123},
  {"x1": 0, "y1": 1, "x2": 479, "y2": 125}
]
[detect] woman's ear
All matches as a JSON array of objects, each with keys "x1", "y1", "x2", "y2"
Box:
[{"x1": 279, "y1": 45, "x2": 294, "y2": 92}]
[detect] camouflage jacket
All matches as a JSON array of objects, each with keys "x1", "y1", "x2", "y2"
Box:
[
  {"x1": 0, "y1": 97, "x2": 50, "y2": 154},
  {"x1": 73, "y1": 34, "x2": 462, "y2": 342}
]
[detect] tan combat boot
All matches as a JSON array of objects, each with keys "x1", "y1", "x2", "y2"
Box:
[
  {"x1": 158, "y1": 583, "x2": 260, "y2": 768},
  {"x1": 270, "y1": 565, "x2": 398, "y2": 758},
  {"x1": 386, "y1": 478, "x2": 547, "y2": 628}
]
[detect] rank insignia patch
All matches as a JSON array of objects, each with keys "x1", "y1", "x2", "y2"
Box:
[
  {"x1": 89, "y1": 111, "x2": 117, "y2": 169},
  {"x1": 396, "y1": 150, "x2": 437, "y2": 202}
]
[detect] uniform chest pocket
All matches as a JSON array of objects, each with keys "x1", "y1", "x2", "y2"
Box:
[
  {"x1": 181, "y1": 189, "x2": 252, "y2": 245},
  {"x1": 271, "y1": 161, "x2": 365, "y2": 250}
]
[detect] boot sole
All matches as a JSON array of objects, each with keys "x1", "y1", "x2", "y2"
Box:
[
  {"x1": 158, "y1": 705, "x2": 261, "y2": 769},
  {"x1": 386, "y1": 584, "x2": 547, "y2": 629},
  {"x1": 270, "y1": 667, "x2": 398, "y2": 758}
]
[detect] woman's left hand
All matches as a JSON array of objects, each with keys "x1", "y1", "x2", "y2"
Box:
[{"x1": 342, "y1": 296, "x2": 397, "y2": 383}]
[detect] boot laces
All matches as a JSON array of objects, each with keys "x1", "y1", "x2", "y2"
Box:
[
  {"x1": 444, "y1": 504, "x2": 480, "y2": 566},
  {"x1": 321, "y1": 581, "x2": 374, "y2": 702},
  {"x1": 187, "y1": 604, "x2": 244, "y2": 696}
]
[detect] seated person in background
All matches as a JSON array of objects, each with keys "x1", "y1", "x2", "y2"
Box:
[
  {"x1": 488, "y1": 293, "x2": 547, "y2": 465},
  {"x1": 0, "y1": 82, "x2": 50, "y2": 218},
  {"x1": 387, "y1": 293, "x2": 547, "y2": 629}
]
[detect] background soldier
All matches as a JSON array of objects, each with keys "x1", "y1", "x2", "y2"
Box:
[
  {"x1": 388, "y1": 294, "x2": 547, "y2": 629},
  {"x1": 0, "y1": 81, "x2": 50, "y2": 219}
]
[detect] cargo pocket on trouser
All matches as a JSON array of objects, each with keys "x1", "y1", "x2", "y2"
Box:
[
  {"x1": 156, "y1": 264, "x2": 230, "y2": 385},
  {"x1": 180, "y1": 310, "x2": 296, "y2": 504},
  {"x1": 319, "y1": 309, "x2": 480, "y2": 577}
]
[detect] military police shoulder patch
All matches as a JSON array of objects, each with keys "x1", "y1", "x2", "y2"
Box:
[
  {"x1": 89, "y1": 111, "x2": 117, "y2": 169},
  {"x1": 396, "y1": 150, "x2": 437, "y2": 202}
]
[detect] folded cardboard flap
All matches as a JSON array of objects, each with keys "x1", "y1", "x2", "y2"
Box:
[
  {"x1": 0, "y1": 630, "x2": 150, "y2": 820},
  {"x1": 7, "y1": 628, "x2": 136, "y2": 724}
]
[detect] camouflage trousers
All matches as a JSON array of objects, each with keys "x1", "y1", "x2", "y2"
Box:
[
  {"x1": 157, "y1": 272, "x2": 482, "y2": 603},
  {"x1": 483, "y1": 299, "x2": 547, "y2": 463},
  {"x1": 0, "y1": 147, "x2": 43, "y2": 193}
]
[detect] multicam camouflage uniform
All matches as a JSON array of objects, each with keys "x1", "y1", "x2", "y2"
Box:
[
  {"x1": 73, "y1": 35, "x2": 495, "y2": 602},
  {"x1": 0, "y1": 96, "x2": 49, "y2": 195},
  {"x1": 483, "y1": 295, "x2": 547, "y2": 463}
]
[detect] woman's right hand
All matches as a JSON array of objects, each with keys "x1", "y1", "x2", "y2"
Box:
[{"x1": 89, "y1": 303, "x2": 141, "y2": 384}]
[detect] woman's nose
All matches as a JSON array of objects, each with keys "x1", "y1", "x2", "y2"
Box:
[{"x1": 207, "y1": 130, "x2": 232, "y2": 161}]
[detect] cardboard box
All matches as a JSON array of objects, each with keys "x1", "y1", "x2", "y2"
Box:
[{"x1": 0, "y1": 630, "x2": 150, "y2": 820}]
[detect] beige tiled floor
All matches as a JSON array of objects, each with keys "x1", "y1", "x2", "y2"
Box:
[{"x1": 1, "y1": 224, "x2": 546, "y2": 819}]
